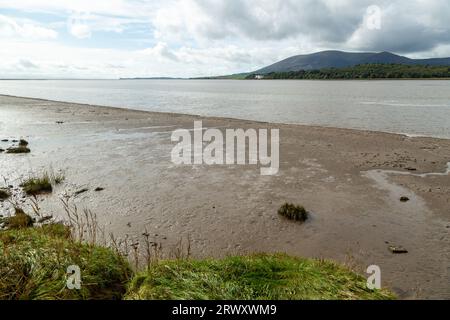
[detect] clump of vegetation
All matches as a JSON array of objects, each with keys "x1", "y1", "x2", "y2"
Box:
[
  {"x1": 278, "y1": 203, "x2": 308, "y2": 222},
  {"x1": 125, "y1": 254, "x2": 394, "y2": 300},
  {"x1": 6, "y1": 146, "x2": 30, "y2": 154},
  {"x1": 21, "y1": 173, "x2": 53, "y2": 195},
  {"x1": 4, "y1": 138, "x2": 30, "y2": 154},
  {"x1": 1, "y1": 208, "x2": 34, "y2": 229},
  {"x1": 49, "y1": 170, "x2": 65, "y2": 185},
  {"x1": 0, "y1": 188, "x2": 11, "y2": 200},
  {"x1": 0, "y1": 223, "x2": 131, "y2": 300}
]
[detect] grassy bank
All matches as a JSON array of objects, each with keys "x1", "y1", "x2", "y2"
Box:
[
  {"x1": 0, "y1": 222, "x2": 394, "y2": 300},
  {"x1": 126, "y1": 254, "x2": 394, "y2": 300},
  {"x1": 0, "y1": 224, "x2": 131, "y2": 300}
]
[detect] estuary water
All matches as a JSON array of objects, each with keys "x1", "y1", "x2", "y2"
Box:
[{"x1": 0, "y1": 79, "x2": 449, "y2": 138}]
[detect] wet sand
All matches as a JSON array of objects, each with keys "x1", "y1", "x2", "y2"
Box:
[{"x1": 0, "y1": 94, "x2": 449, "y2": 299}]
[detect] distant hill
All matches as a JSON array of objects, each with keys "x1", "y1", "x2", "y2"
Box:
[
  {"x1": 192, "y1": 72, "x2": 251, "y2": 80},
  {"x1": 254, "y1": 51, "x2": 450, "y2": 74}
]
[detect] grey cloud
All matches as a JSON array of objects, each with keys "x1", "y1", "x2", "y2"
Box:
[
  {"x1": 183, "y1": 0, "x2": 450, "y2": 55},
  {"x1": 17, "y1": 59, "x2": 39, "y2": 69},
  {"x1": 191, "y1": 0, "x2": 369, "y2": 41}
]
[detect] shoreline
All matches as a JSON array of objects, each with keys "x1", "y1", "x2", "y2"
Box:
[
  {"x1": 1, "y1": 94, "x2": 449, "y2": 299},
  {"x1": 1, "y1": 93, "x2": 449, "y2": 142}
]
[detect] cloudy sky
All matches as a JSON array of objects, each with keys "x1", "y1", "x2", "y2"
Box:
[{"x1": 1, "y1": 0, "x2": 449, "y2": 78}]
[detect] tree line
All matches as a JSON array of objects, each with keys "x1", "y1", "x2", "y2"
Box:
[{"x1": 246, "y1": 64, "x2": 450, "y2": 80}]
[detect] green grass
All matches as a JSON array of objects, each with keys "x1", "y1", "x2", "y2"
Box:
[
  {"x1": 125, "y1": 254, "x2": 394, "y2": 300},
  {"x1": 0, "y1": 225, "x2": 395, "y2": 300},
  {"x1": 21, "y1": 173, "x2": 53, "y2": 195},
  {"x1": 0, "y1": 224, "x2": 131, "y2": 300},
  {"x1": 278, "y1": 203, "x2": 308, "y2": 222},
  {"x1": 0, "y1": 216, "x2": 394, "y2": 300}
]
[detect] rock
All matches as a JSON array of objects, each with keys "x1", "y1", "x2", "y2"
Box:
[
  {"x1": 405, "y1": 167, "x2": 417, "y2": 171},
  {"x1": 400, "y1": 196, "x2": 410, "y2": 202},
  {"x1": 1, "y1": 139, "x2": 8, "y2": 142},
  {"x1": 94, "y1": 187, "x2": 104, "y2": 192},
  {"x1": 56, "y1": 121, "x2": 64, "y2": 124},
  {"x1": 389, "y1": 246, "x2": 408, "y2": 254},
  {"x1": 0, "y1": 148, "x2": 4, "y2": 152},
  {"x1": 74, "y1": 188, "x2": 88, "y2": 195}
]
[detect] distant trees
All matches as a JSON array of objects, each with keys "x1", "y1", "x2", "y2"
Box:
[{"x1": 246, "y1": 64, "x2": 450, "y2": 80}]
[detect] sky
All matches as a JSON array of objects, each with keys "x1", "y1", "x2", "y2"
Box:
[{"x1": 1, "y1": 0, "x2": 450, "y2": 79}]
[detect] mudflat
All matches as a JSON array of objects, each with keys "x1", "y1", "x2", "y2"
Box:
[{"x1": 0, "y1": 94, "x2": 449, "y2": 299}]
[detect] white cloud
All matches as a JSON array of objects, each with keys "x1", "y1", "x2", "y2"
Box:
[
  {"x1": 0, "y1": 0, "x2": 450, "y2": 78},
  {"x1": 0, "y1": 14, "x2": 57, "y2": 39},
  {"x1": 138, "y1": 42, "x2": 179, "y2": 61},
  {"x1": 0, "y1": 0, "x2": 157, "y2": 18},
  {"x1": 68, "y1": 24, "x2": 91, "y2": 39}
]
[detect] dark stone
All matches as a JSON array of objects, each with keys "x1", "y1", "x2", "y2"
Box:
[
  {"x1": 389, "y1": 246, "x2": 408, "y2": 254},
  {"x1": 74, "y1": 188, "x2": 88, "y2": 195},
  {"x1": 400, "y1": 196, "x2": 410, "y2": 202},
  {"x1": 94, "y1": 187, "x2": 104, "y2": 192}
]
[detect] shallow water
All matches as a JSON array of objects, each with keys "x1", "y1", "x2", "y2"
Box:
[{"x1": 0, "y1": 79, "x2": 449, "y2": 138}]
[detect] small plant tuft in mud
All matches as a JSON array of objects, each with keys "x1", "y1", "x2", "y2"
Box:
[
  {"x1": 50, "y1": 170, "x2": 65, "y2": 185},
  {"x1": 0, "y1": 188, "x2": 11, "y2": 200},
  {"x1": 278, "y1": 203, "x2": 308, "y2": 222},
  {"x1": 6, "y1": 146, "x2": 30, "y2": 154},
  {"x1": 21, "y1": 173, "x2": 53, "y2": 195},
  {"x1": 1, "y1": 208, "x2": 34, "y2": 229}
]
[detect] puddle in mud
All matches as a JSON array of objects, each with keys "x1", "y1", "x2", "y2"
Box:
[{"x1": 362, "y1": 162, "x2": 450, "y2": 215}]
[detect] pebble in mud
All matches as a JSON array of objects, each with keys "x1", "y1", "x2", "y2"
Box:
[
  {"x1": 400, "y1": 196, "x2": 410, "y2": 202},
  {"x1": 389, "y1": 246, "x2": 408, "y2": 254}
]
